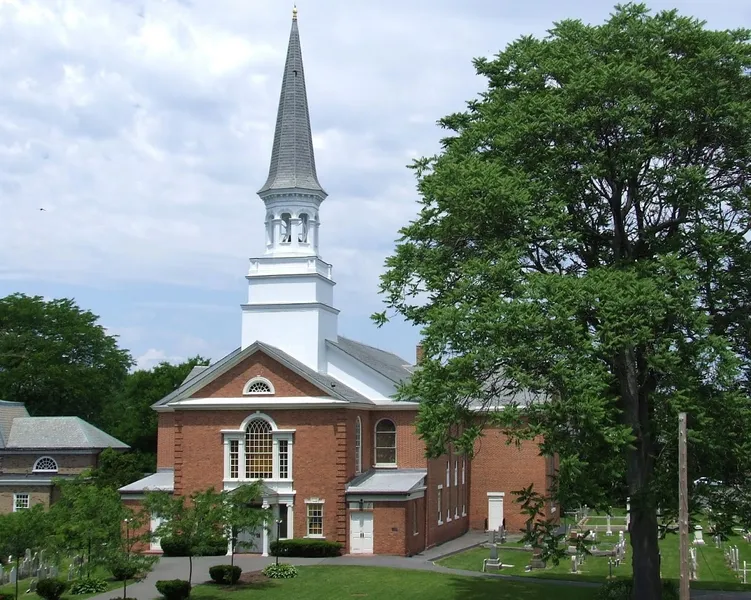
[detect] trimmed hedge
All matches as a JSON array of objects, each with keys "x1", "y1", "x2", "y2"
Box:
[
  {"x1": 269, "y1": 538, "x2": 343, "y2": 558},
  {"x1": 160, "y1": 537, "x2": 227, "y2": 557},
  {"x1": 36, "y1": 579, "x2": 69, "y2": 600},
  {"x1": 208, "y1": 565, "x2": 242, "y2": 585},
  {"x1": 156, "y1": 580, "x2": 191, "y2": 600}
]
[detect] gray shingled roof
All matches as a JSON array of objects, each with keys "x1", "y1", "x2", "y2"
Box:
[
  {"x1": 257, "y1": 13, "x2": 325, "y2": 195},
  {"x1": 0, "y1": 401, "x2": 30, "y2": 449},
  {"x1": 327, "y1": 337, "x2": 413, "y2": 385},
  {"x1": 119, "y1": 469, "x2": 174, "y2": 494},
  {"x1": 346, "y1": 469, "x2": 427, "y2": 494},
  {"x1": 152, "y1": 341, "x2": 374, "y2": 408},
  {"x1": 181, "y1": 365, "x2": 209, "y2": 386},
  {"x1": 6, "y1": 417, "x2": 129, "y2": 450}
]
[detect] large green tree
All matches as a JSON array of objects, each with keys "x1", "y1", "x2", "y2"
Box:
[
  {"x1": 107, "y1": 357, "x2": 209, "y2": 457},
  {"x1": 376, "y1": 5, "x2": 751, "y2": 600},
  {"x1": 0, "y1": 294, "x2": 133, "y2": 425},
  {"x1": 0, "y1": 505, "x2": 53, "y2": 600}
]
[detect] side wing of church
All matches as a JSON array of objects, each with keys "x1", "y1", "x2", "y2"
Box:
[{"x1": 120, "y1": 9, "x2": 554, "y2": 557}]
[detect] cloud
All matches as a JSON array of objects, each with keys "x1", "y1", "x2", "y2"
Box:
[
  {"x1": 134, "y1": 348, "x2": 185, "y2": 371},
  {"x1": 1, "y1": 0, "x2": 748, "y2": 363}
]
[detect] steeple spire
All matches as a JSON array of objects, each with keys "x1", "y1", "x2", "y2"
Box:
[{"x1": 258, "y1": 8, "x2": 325, "y2": 196}]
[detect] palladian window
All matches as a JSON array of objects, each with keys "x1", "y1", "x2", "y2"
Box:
[
  {"x1": 245, "y1": 419, "x2": 273, "y2": 479},
  {"x1": 223, "y1": 414, "x2": 294, "y2": 482}
]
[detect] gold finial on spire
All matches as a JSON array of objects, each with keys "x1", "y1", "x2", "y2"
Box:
[{"x1": 292, "y1": 5, "x2": 297, "y2": 20}]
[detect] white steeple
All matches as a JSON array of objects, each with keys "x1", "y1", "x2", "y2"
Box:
[{"x1": 241, "y1": 8, "x2": 339, "y2": 371}]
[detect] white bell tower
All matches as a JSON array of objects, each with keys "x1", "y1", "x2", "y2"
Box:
[{"x1": 241, "y1": 7, "x2": 339, "y2": 372}]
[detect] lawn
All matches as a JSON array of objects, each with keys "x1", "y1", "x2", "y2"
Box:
[
  {"x1": 0, "y1": 565, "x2": 128, "y2": 600},
  {"x1": 438, "y1": 531, "x2": 751, "y2": 592},
  {"x1": 191, "y1": 566, "x2": 598, "y2": 600}
]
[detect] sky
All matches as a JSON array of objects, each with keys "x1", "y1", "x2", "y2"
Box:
[{"x1": 1, "y1": 0, "x2": 749, "y2": 371}]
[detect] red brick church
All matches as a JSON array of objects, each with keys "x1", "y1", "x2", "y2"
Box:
[{"x1": 120, "y1": 8, "x2": 552, "y2": 557}]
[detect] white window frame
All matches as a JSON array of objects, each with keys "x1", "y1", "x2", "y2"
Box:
[
  {"x1": 437, "y1": 485, "x2": 443, "y2": 526},
  {"x1": 413, "y1": 504, "x2": 419, "y2": 536},
  {"x1": 454, "y1": 460, "x2": 458, "y2": 487},
  {"x1": 32, "y1": 456, "x2": 58, "y2": 473},
  {"x1": 305, "y1": 498, "x2": 325, "y2": 538},
  {"x1": 462, "y1": 459, "x2": 466, "y2": 485},
  {"x1": 374, "y1": 418, "x2": 397, "y2": 467},
  {"x1": 242, "y1": 376, "x2": 275, "y2": 396},
  {"x1": 222, "y1": 413, "x2": 294, "y2": 482},
  {"x1": 446, "y1": 461, "x2": 450, "y2": 487},
  {"x1": 13, "y1": 493, "x2": 29, "y2": 512},
  {"x1": 354, "y1": 417, "x2": 362, "y2": 475}
]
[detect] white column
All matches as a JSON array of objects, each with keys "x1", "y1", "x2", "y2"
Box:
[
  {"x1": 222, "y1": 437, "x2": 230, "y2": 481},
  {"x1": 272, "y1": 438, "x2": 280, "y2": 480},
  {"x1": 239, "y1": 436, "x2": 246, "y2": 480},
  {"x1": 288, "y1": 438, "x2": 294, "y2": 480},
  {"x1": 311, "y1": 219, "x2": 320, "y2": 254},
  {"x1": 272, "y1": 218, "x2": 281, "y2": 251},
  {"x1": 290, "y1": 217, "x2": 301, "y2": 250},
  {"x1": 262, "y1": 501, "x2": 270, "y2": 557},
  {"x1": 286, "y1": 503, "x2": 294, "y2": 539}
]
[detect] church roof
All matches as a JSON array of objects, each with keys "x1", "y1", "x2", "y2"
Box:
[
  {"x1": 119, "y1": 468, "x2": 174, "y2": 494},
  {"x1": 151, "y1": 340, "x2": 376, "y2": 408},
  {"x1": 5, "y1": 416, "x2": 129, "y2": 451},
  {"x1": 258, "y1": 10, "x2": 325, "y2": 196},
  {"x1": 346, "y1": 469, "x2": 427, "y2": 495},
  {"x1": 327, "y1": 338, "x2": 413, "y2": 384}
]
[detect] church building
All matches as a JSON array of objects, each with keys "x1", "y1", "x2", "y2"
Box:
[{"x1": 120, "y1": 9, "x2": 552, "y2": 557}]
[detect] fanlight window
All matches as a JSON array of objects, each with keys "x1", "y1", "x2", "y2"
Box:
[
  {"x1": 245, "y1": 419, "x2": 273, "y2": 479},
  {"x1": 375, "y1": 419, "x2": 397, "y2": 466},
  {"x1": 243, "y1": 377, "x2": 274, "y2": 395},
  {"x1": 33, "y1": 457, "x2": 58, "y2": 473}
]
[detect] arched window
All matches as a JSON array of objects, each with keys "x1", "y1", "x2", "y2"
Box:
[
  {"x1": 354, "y1": 417, "x2": 362, "y2": 475},
  {"x1": 245, "y1": 419, "x2": 273, "y2": 479},
  {"x1": 298, "y1": 213, "x2": 309, "y2": 243},
  {"x1": 281, "y1": 213, "x2": 292, "y2": 243},
  {"x1": 374, "y1": 419, "x2": 397, "y2": 466},
  {"x1": 33, "y1": 457, "x2": 58, "y2": 473},
  {"x1": 243, "y1": 377, "x2": 274, "y2": 395}
]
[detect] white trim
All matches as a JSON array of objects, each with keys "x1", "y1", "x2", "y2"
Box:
[
  {"x1": 304, "y1": 497, "x2": 325, "y2": 504},
  {"x1": 0, "y1": 478, "x2": 57, "y2": 486},
  {"x1": 437, "y1": 485, "x2": 443, "y2": 526},
  {"x1": 487, "y1": 492, "x2": 506, "y2": 498},
  {"x1": 32, "y1": 456, "x2": 59, "y2": 473},
  {"x1": 346, "y1": 490, "x2": 425, "y2": 502},
  {"x1": 242, "y1": 376, "x2": 275, "y2": 396},
  {"x1": 174, "y1": 398, "x2": 348, "y2": 409},
  {"x1": 241, "y1": 302, "x2": 340, "y2": 316},
  {"x1": 240, "y1": 412, "x2": 278, "y2": 431},
  {"x1": 354, "y1": 416, "x2": 362, "y2": 475}
]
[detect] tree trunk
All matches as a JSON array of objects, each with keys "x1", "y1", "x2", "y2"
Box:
[
  {"x1": 619, "y1": 347, "x2": 661, "y2": 600},
  {"x1": 188, "y1": 556, "x2": 193, "y2": 585}
]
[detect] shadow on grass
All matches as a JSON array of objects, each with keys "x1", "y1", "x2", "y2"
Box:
[
  {"x1": 195, "y1": 581, "x2": 278, "y2": 596},
  {"x1": 446, "y1": 575, "x2": 601, "y2": 600}
]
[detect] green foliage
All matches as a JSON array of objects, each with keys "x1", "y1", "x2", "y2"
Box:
[
  {"x1": 35, "y1": 579, "x2": 68, "y2": 600},
  {"x1": 375, "y1": 3, "x2": 751, "y2": 598},
  {"x1": 208, "y1": 565, "x2": 242, "y2": 585},
  {"x1": 69, "y1": 578, "x2": 108, "y2": 595},
  {"x1": 160, "y1": 536, "x2": 227, "y2": 557},
  {"x1": 0, "y1": 293, "x2": 133, "y2": 425},
  {"x1": 106, "y1": 553, "x2": 157, "y2": 581},
  {"x1": 225, "y1": 483, "x2": 268, "y2": 556},
  {"x1": 262, "y1": 563, "x2": 298, "y2": 579},
  {"x1": 594, "y1": 580, "x2": 678, "y2": 600},
  {"x1": 269, "y1": 539, "x2": 343, "y2": 557},
  {"x1": 106, "y1": 357, "x2": 208, "y2": 457},
  {"x1": 0, "y1": 594, "x2": 15, "y2": 600},
  {"x1": 155, "y1": 580, "x2": 191, "y2": 600},
  {"x1": 0, "y1": 504, "x2": 51, "y2": 559},
  {"x1": 85, "y1": 448, "x2": 151, "y2": 491}
]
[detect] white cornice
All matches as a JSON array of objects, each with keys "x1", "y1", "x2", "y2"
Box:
[{"x1": 241, "y1": 302, "x2": 340, "y2": 315}]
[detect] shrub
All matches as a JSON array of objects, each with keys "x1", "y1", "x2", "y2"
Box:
[
  {"x1": 70, "y1": 578, "x2": 108, "y2": 595},
  {"x1": 155, "y1": 579, "x2": 191, "y2": 600},
  {"x1": 269, "y1": 538, "x2": 343, "y2": 558},
  {"x1": 0, "y1": 594, "x2": 15, "y2": 600},
  {"x1": 262, "y1": 563, "x2": 298, "y2": 579},
  {"x1": 595, "y1": 580, "x2": 679, "y2": 600},
  {"x1": 208, "y1": 565, "x2": 242, "y2": 585},
  {"x1": 109, "y1": 562, "x2": 139, "y2": 581},
  {"x1": 160, "y1": 536, "x2": 227, "y2": 557},
  {"x1": 36, "y1": 579, "x2": 69, "y2": 600}
]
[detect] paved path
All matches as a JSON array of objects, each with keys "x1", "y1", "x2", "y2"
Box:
[{"x1": 90, "y1": 533, "x2": 751, "y2": 600}]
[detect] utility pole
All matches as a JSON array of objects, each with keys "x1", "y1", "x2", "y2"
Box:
[{"x1": 679, "y1": 412, "x2": 689, "y2": 600}]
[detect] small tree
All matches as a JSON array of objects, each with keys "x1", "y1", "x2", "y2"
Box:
[
  {"x1": 50, "y1": 478, "x2": 126, "y2": 576},
  {"x1": 0, "y1": 505, "x2": 52, "y2": 600},
  {"x1": 145, "y1": 488, "x2": 227, "y2": 584},
  {"x1": 222, "y1": 484, "x2": 269, "y2": 572},
  {"x1": 104, "y1": 507, "x2": 156, "y2": 600}
]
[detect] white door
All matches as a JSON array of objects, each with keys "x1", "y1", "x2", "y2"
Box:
[
  {"x1": 349, "y1": 512, "x2": 374, "y2": 554},
  {"x1": 487, "y1": 493, "x2": 504, "y2": 531},
  {"x1": 236, "y1": 525, "x2": 264, "y2": 554},
  {"x1": 150, "y1": 514, "x2": 164, "y2": 552}
]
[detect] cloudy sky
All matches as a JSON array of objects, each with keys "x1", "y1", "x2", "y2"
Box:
[{"x1": 0, "y1": 0, "x2": 748, "y2": 370}]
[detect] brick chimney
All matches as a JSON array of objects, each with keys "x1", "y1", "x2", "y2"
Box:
[{"x1": 415, "y1": 344, "x2": 425, "y2": 365}]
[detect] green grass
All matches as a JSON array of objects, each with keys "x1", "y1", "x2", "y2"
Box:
[
  {"x1": 438, "y1": 532, "x2": 751, "y2": 592},
  {"x1": 191, "y1": 566, "x2": 598, "y2": 600},
  {"x1": 0, "y1": 565, "x2": 127, "y2": 600}
]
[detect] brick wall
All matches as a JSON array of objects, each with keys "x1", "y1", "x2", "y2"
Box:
[
  {"x1": 468, "y1": 426, "x2": 549, "y2": 534},
  {"x1": 122, "y1": 500, "x2": 154, "y2": 553},
  {"x1": 156, "y1": 413, "x2": 175, "y2": 469},
  {"x1": 425, "y1": 449, "x2": 469, "y2": 548},
  {"x1": 367, "y1": 410, "x2": 422, "y2": 469},
  {"x1": 406, "y1": 497, "x2": 426, "y2": 556},
  {"x1": 372, "y1": 502, "x2": 406, "y2": 555},
  {"x1": 2, "y1": 453, "x2": 97, "y2": 475}
]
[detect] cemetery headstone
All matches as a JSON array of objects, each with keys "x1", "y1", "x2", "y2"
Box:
[
  {"x1": 693, "y1": 525, "x2": 705, "y2": 546},
  {"x1": 27, "y1": 578, "x2": 37, "y2": 594},
  {"x1": 10, "y1": 566, "x2": 17, "y2": 584},
  {"x1": 49, "y1": 565, "x2": 58, "y2": 578}
]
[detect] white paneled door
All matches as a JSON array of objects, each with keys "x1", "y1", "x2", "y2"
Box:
[
  {"x1": 349, "y1": 511, "x2": 374, "y2": 554},
  {"x1": 487, "y1": 492, "x2": 505, "y2": 531}
]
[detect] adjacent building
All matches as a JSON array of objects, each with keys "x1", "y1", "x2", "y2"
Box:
[
  {"x1": 120, "y1": 9, "x2": 553, "y2": 556},
  {"x1": 0, "y1": 400, "x2": 129, "y2": 513}
]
